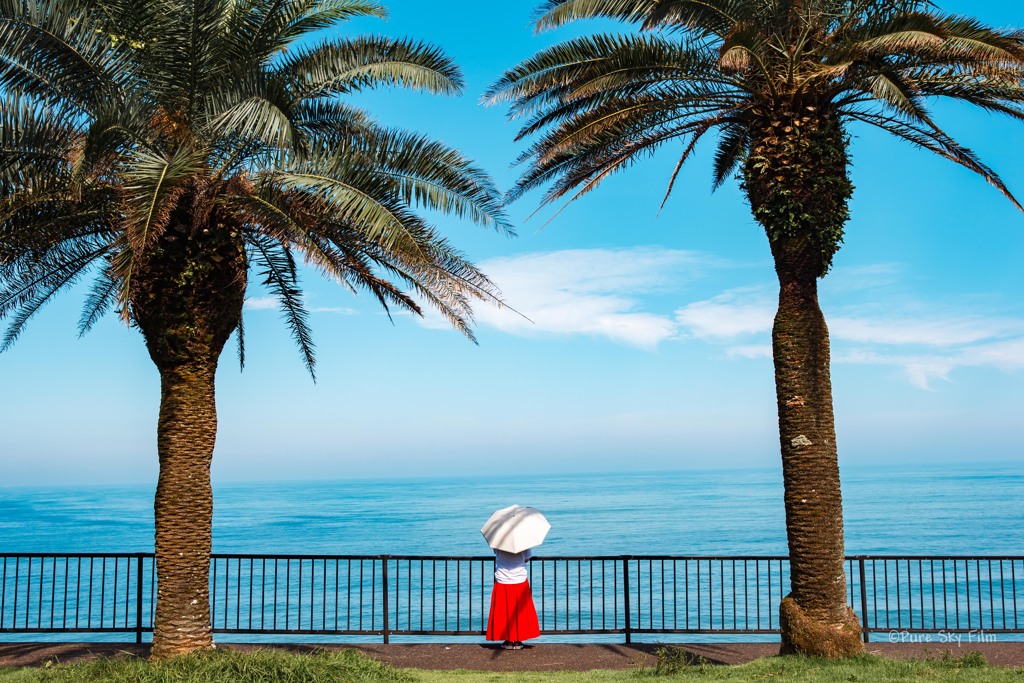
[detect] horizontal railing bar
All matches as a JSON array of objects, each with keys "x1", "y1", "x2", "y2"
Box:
[
  {"x1": 213, "y1": 629, "x2": 384, "y2": 636},
  {"x1": 0, "y1": 628, "x2": 142, "y2": 633},
  {"x1": 206, "y1": 553, "x2": 795, "y2": 562},
  {"x1": 0, "y1": 553, "x2": 151, "y2": 559},
  {"x1": 538, "y1": 629, "x2": 629, "y2": 635},
  {"x1": 372, "y1": 555, "x2": 493, "y2": 561},
  {"x1": 864, "y1": 628, "x2": 1023, "y2": 634},
  {"x1": 631, "y1": 629, "x2": 783, "y2": 634},
  {"x1": 389, "y1": 630, "x2": 488, "y2": 636},
  {"x1": 847, "y1": 555, "x2": 1024, "y2": 561},
  {"x1": 615, "y1": 555, "x2": 792, "y2": 561},
  {"x1": 207, "y1": 554, "x2": 392, "y2": 561},
  {"x1": 3, "y1": 553, "x2": 1021, "y2": 561}
]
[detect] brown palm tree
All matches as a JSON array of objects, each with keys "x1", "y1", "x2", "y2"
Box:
[
  {"x1": 1, "y1": 0, "x2": 511, "y2": 657},
  {"x1": 487, "y1": 0, "x2": 1024, "y2": 657}
]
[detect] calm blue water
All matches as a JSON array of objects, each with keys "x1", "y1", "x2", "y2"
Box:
[
  {"x1": 1, "y1": 463, "x2": 1021, "y2": 556},
  {"x1": 1, "y1": 464, "x2": 1021, "y2": 644}
]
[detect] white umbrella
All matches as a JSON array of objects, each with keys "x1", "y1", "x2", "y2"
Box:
[{"x1": 481, "y1": 505, "x2": 550, "y2": 553}]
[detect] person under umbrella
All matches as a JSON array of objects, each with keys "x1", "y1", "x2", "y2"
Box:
[{"x1": 481, "y1": 505, "x2": 549, "y2": 649}]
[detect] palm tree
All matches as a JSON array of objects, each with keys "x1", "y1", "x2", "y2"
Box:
[
  {"x1": 486, "y1": 0, "x2": 1024, "y2": 657},
  {"x1": 0, "y1": 0, "x2": 511, "y2": 658}
]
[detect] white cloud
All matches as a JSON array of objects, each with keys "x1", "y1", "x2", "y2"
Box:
[
  {"x1": 830, "y1": 314, "x2": 1024, "y2": 346},
  {"x1": 727, "y1": 344, "x2": 773, "y2": 359},
  {"x1": 836, "y1": 338, "x2": 1024, "y2": 389},
  {"x1": 825, "y1": 305, "x2": 1024, "y2": 387},
  {"x1": 245, "y1": 297, "x2": 357, "y2": 316},
  {"x1": 674, "y1": 287, "x2": 775, "y2": 340},
  {"x1": 466, "y1": 247, "x2": 716, "y2": 349},
  {"x1": 312, "y1": 306, "x2": 357, "y2": 315},
  {"x1": 664, "y1": 275, "x2": 1024, "y2": 388},
  {"x1": 418, "y1": 249, "x2": 1024, "y2": 388},
  {"x1": 961, "y1": 337, "x2": 1024, "y2": 368},
  {"x1": 823, "y1": 263, "x2": 905, "y2": 293},
  {"x1": 832, "y1": 349, "x2": 956, "y2": 389},
  {"x1": 244, "y1": 296, "x2": 278, "y2": 311}
]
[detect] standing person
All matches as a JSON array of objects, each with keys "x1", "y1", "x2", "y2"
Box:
[
  {"x1": 486, "y1": 548, "x2": 540, "y2": 649},
  {"x1": 481, "y1": 504, "x2": 548, "y2": 649}
]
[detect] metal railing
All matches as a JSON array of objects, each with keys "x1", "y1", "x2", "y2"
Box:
[
  {"x1": 2, "y1": 554, "x2": 1021, "y2": 642},
  {"x1": 0, "y1": 554, "x2": 153, "y2": 637}
]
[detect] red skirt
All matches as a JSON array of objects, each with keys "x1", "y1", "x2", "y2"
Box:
[{"x1": 486, "y1": 580, "x2": 540, "y2": 642}]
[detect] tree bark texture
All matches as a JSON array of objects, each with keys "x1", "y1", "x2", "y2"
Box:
[
  {"x1": 152, "y1": 362, "x2": 218, "y2": 658},
  {"x1": 130, "y1": 197, "x2": 246, "y2": 658},
  {"x1": 771, "y1": 252, "x2": 862, "y2": 657},
  {"x1": 744, "y1": 104, "x2": 863, "y2": 657}
]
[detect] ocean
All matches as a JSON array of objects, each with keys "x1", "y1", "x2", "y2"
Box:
[
  {"x1": 1, "y1": 463, "x2": 1021, "y2": 644},
  {"x1": 2, "y1": 463, "x2": 1021, "y2": 556}
]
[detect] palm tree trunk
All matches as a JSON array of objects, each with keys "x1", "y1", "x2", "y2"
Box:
[
  {"x1": 771, "y1": 238, "x2": 863, "y2": 657},
  {"x1": 130, "y1": 203, "x2": 247, "y2": 659},
  {"x1": 743, "y1": 106, "x2": 863, "y2": 657},
  {"x1": 151, "y1": 361, "x2": 217, "y2": 658}
]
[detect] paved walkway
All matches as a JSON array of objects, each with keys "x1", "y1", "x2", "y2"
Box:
[{"x1": 1, "y1": 641, "x2": 1023, "y2": 670}]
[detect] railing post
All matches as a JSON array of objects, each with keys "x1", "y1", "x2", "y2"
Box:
[
  {"x1": 134, "y1": 554, "x2": 144, "y2": 644},
  {"x1": 622, "y1": 556, "x2": 632, "y2": 644},
  {"x1": 382, "y1": 555, "x2": 390, "y2": 644},
  {"x1": 857, "y1": 556, "x2": 870, "y2": 643}
]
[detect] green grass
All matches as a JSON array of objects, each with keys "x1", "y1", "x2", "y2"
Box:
[
  {"x1": 0, "y1": 649, "x2": 410, "y2": 683},
  {"x1": 0, "y1": 647, "x2": 1020, "y2": 683}
]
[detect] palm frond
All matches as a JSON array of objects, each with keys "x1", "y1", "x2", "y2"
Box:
[
  {"x1": 0, "y1": 91, "x2": 78, "y2": 192},
  {"x1": 226, "y1": 185, "x2": 428, "y2": 322},
  {"x1": 221, "y1": 187, "x2": 357, "y2": 292},
  {"x1": 278, "y1": 35, "x2": 463, "y2": 99},
  {"x1": 226, "y1": 0, "x2": 387, "y2": 65},
  {"x1": 234, "y1": 306, "x2": 245, "y2": 370},
  {"x1": 249, "y1": 232, "x2": 316, "y2": 377},
  {"x1": 208, "y1": 93, "x2": 297, "y2": 150},
  {"x1": 170, "y1": 0, "x2": 233, "y2": 114},
  {"x1": 373, "y1": 233, "x2": 502, "y2": 344},
  {"x1": 659, "y1": 115, "x2": 719, "y2": 210},
  {"x1": 0, "y1": 0, "x2": 514, "y2": 361},
  {"x1": 642, "y1": 0, "x2": 748, "y2": 35},
  {"x1": 346, "y1": 128, "x2": 514, "y2": 235},
  {"x1": 861, "y1": 67, "x2": 932, "y2": 124},
  {"x1": 496, "y1": 0, "x2": 1024, "y2": 232},
  {"x1": 1, "y1": 239, "x2": 110, "y2": 350},
  {"x1": 487, "y1": 33, "x2": 716, "y2": 107},
  {"x1": 933, "y1": 15, "x2": 1024, "y2": 63},
  {"x1": 903, "y1": 72, "x2": 1024, "y2": 122},
  {"x1": 120, "y1": 143, "x2": 207, "y2": 254},
  {"x1": 710, "y1": 119, "x2": 747, "y2": 189},
  {"x1": 832, "y1": 11, "x2": 945, "y2": 58},
  {"x1": 292, "y1": 99, "x2": 372, "y2": 142},
  {"x1": 1, "y1": 189, "x2": 113, "y2": 270},
  {"x1": 846, "y1": 108, "x2": 1023, "y2": 211},
  {"x1": 534, "y1": 0, "x2": 656, "y2": 32},
  {"x1": 0, "y1": 0, "x2": 136, "y2": 109},
  {"x1": 271, "y1": 166, "x2": 425, "y2": 257},
  {"x1": 78, "y1": 266, "x2": 119, "y2": 335},
  {"x1": 510, "y1": 96, "x2": 736, "y2": 205},
  {"x1": 303, "y1": 222, "x2": 424, "y2": 314}
]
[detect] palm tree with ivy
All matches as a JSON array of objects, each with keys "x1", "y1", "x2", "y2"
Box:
[
  {"x1": 487, "y1": 0, "x2": 1024, "y2": 657},
  {"x1": 1, "y1": 0, "x2": 511, "y2": 657}
]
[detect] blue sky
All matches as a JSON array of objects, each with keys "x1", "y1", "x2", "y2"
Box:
[{"x1": 2, "y1": 1, "x2": 1022, "y2": 486}]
